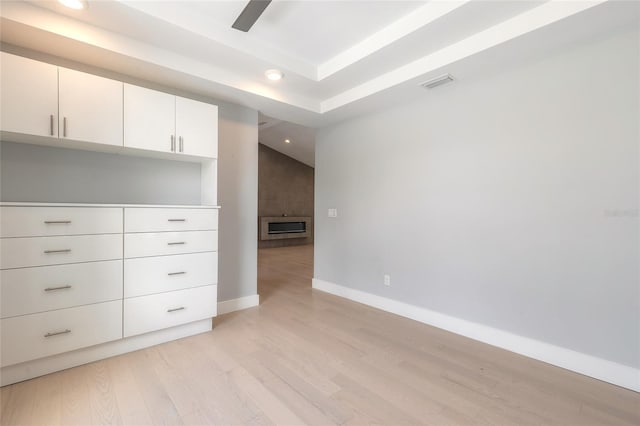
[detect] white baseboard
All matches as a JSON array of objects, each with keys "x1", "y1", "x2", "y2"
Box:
[
  {"x1": 312, "y1": 278, "x2": 639, "y2": 392},
  {"x1": 217, "y1": 294, "x2": 260, "y2": 315}
]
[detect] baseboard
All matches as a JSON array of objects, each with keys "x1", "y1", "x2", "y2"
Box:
[
  {"x1": 1, "y1": 319, "x2": 212, "y2": 386},
  {"x1": 312, "y1": 278, "x2": 639, "y2": 392},
  {"x1": 217, "y1": 294, "x2": 260, "y2": 315}
]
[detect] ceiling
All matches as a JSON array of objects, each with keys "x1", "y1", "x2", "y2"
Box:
[
  {"x1": 1, "y1": 0, "x2": 638, "y2": 134},
  {"x1": 258, "y1": 112, "x2": 315, "y2": 166}
]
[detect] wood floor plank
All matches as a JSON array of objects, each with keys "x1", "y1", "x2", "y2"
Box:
[
  {"x1": 1, "y1": 244, "x2": 639, "y2": 426},
  {"x1": 105, "y1": 355, "x2": 154, "y2": 426}
]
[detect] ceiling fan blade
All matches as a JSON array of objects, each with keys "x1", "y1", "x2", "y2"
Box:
[{"x1": 232, "y1": 0, "x2": 272, "y2": 32}]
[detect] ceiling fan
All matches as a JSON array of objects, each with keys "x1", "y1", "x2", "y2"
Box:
[{"x1": 232, "y1": 0, "x2": 272, "y2": 32}]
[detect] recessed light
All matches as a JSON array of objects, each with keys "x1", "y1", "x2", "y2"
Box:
[
  {"x1": 265, "y1": 69, "x2": 284, "y2": 81},
  {"x1": 284, "y1": 139, "x2": 291, "y2": 144},
  {"x1": 58, "y1": 0, "x2": 87, "y2": 9}
]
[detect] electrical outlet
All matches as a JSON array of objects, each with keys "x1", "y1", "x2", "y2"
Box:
[
  {"x1": 384, "y1": 274, "x2": 391, "y2": 286},
  {"x1": 328, "y1": 208, "x2": 338, "y2": 218}
]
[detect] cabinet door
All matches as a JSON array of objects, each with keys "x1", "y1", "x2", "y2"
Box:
[
  {"x1": 175, "y1": 96, "x2": 217, "y2": 158},
  {"x1": 124, "y1": 84, "x2": 175, "y2": 153},
  {"x1": 0, "y1": 52, "x2": 58, "y2": 137},
  {"x1": 58, "y1": 68, "x2": 123, "y2": 146}
]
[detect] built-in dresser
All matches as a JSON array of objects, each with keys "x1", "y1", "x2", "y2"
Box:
[
  {"x1": 0, "y1": 49, "x2": 221, "y2": 385},
  {"x1": 0, "y1": 203, "x2": 219, "y2": 385}
]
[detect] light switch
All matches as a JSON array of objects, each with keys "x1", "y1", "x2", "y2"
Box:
[{"x1": 328, "y1": 208, "x2": 338, "y2": 218}]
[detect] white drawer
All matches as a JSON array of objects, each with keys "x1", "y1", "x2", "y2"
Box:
[
  {"x1": 124, "y1": 285, "x2": 217, "y2": 337},
  {"x1": 124, "y1": 252, "x2": 217, "y2": 298},
  {"x1": 0, "y1": 207, "x2": 122, "y2": 238},
  {"x1": 1, "y1": 260, "x2": 123, "y2": 318},
  {"x1": 124, "y1": 208, "x2": 217, "y2": 233},
  {"x1": 0, "y1": 234, "x2": 123, "y2": 269},
  {"x1": 124, "y1": 231, "x2": 217, "y2": 258},
  {"x1": 0, "y1": 300, "x2": 122, "y2": 367}
]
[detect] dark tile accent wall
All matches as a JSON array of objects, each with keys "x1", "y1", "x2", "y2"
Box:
[{"x1": 258, "y1": 143, "x2": 314, "y2": 248}]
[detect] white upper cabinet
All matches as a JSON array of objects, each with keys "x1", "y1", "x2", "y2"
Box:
[
  {"x1": 123, "y1": 87, "x2": 218, "y2": 159},
  {"x1": 58, "y1": 68, "x2": 123, "y2": 147},
  {"x1": 176, "y1": 96, "x2": 218, "y2": 159},
  {"x1": 0, "y1": 52, "x2": 58, "y2": 138},
  {"x1": 124, "y1": 84, "x2": 176, "y2": 153},
  {"x1": 1, "y1": 54, "x2": 218, "y2": 160}
]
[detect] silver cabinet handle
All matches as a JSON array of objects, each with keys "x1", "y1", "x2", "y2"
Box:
[
  {"x1": 171, "y1": 135, "x2": 175, "y2": 152},
  {"x1": 44, "y1": 249, "x2": 71, "y2": 254},
  {"x1": 44, "y1": 220, "x2": 72, "y2": 224},
  {"x1": 45, "y1": 285, "x2": 72, "y2": 292},
  {"x1": 167, "y1": 307, "x2": 185, "y2": 313},
  {"x1": 168, "y1": 218, "x2": 186, "y2": 222},
  {"x1": 45, "y1": 329, "x2": 71, "y2": 338},
  {"x1": 168, "y1": 271, "x2": 186, "y2": 276},
  {"x1": 179, "y1": 136, "x2": 184, "y2": 153},
  {"x1": 167, "y1": 242, "x2": 185, "y2": 245},
  {"x1": 50, "y1": 115, "x2": 54, "y2": 136},
  {"x1": 63, "y1": 117, "x2": 67, "y2": 137}
]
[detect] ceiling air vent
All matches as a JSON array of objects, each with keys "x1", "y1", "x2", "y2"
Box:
[{"x1": 420, "y1": 74, "x2": 454, "y2": 89}]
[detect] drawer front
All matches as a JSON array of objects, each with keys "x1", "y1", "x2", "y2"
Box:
[
  {"x1": 124, "y1": 252, "x2": 217, "y2": 298},
  {"x1": 124, "y1": 231, "x2": 217, "y2": 258},
  {"x1": 125, "y1": 208, "x2": 218, "y2": 233},
  {"x1": 0, "y1": 207, "x2": 122, "y2": 238},
  {"x1": 0, "y1": 300, "x2": 122, "y2": 367},
  {"x1": 0, "y1": 234, "x2": 123, "y2": 270},
  {"x1": 1, "y1": 260, "x2": 123, "y2": 318},
  {"x1": 124, "y1": 285, "x2": 217, "y2": 337}
]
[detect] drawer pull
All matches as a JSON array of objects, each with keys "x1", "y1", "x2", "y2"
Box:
[
  {"x1": 44, "y1": 220, "x2": 72, "y2": 224},
  {"x1": 168, "y1": 242, "x2": 185, "y2": 246},
  {"x1": 44, "y1": 249, "x2": 72, "y2": 254},
  {"x1": 168, "y1": 218, "x2": 186, "y2": 222},
  {"x1": 168, "y1": 271, "x2": 186, "y2": 276},
  {"x1": 44, "y1": 285, "x2": 72, "y2": 292},
  {"x1": 167, "y1": 307, "x2": 185, "y2": 313},
  {"x1": 44, "y1": 329, "x2": 71, "y2": 338}
]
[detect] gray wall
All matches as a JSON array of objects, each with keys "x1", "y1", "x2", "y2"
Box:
[
  {"x1": 0, "y1": 142, "x2": 201, "y2": 204},
  {"x1": 314, "y1": 27, "x2": 639, "y2": 368},
  {"x1": 258, "y1": 143, "x2": 314, "y2": 248},
  {"x1": 217, "y1": 102, "x2": 258, "y2": 302}
]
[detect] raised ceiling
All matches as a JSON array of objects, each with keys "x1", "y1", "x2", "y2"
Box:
[
  {"x1": 258, "y1": 112, "x2": 316, "y2": 166},
  {"x1": 1, "y1": 0, "x2": 638, "y2": 128}
]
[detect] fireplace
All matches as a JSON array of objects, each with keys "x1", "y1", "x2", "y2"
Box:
[
  {"x1": 268, "y1": 221, "x2": 306, "y2": 235},
  {"x1": 260, "y1": 216, "x2": 312, "y2": 240}
]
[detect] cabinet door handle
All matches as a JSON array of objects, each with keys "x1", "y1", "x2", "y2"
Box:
[
  {"x1": 167, "y1": 307, "x2": 185, "y2": 313},
  {"x1": 44, "y1": 220, "x2": 72, "y2": 224},
  {"x1": 63, "y1": 117, "x2": 67, "y2": 137},
  {"x1": 44, "y1": 329, "x2": 71, "y2": 338},
  {"x1": 50, "y1": 115, "x2": 54, "y2": 136},
  {"x1": 168, "y1": 218, "x2": 186, "y2": 222},
  {"x1": 44, "y1": 249, "x2": 71, "y2": 254},
  {"x1": 167, "y1": 242, "x2": 185, "y2": 246},
  {"x1": 44, "y1": 285, "x2": 72, "y2": 292},
  {"x1": 168, "y1": 271, "x2": 186, "y2": 276},
  {"x1": 179, "y1": 136, "x2": 183, "y2": 153},
  {"x1": 171, "y1": 135, "x2": 175, "y2": 152}
]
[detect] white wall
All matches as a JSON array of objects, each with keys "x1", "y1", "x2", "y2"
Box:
[{"x1": 315, "y1": 27, "x2": 639, "y2": 370}]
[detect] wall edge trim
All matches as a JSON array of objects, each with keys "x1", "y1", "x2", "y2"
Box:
[
  {"x1": 217, "y1": 294, "x2": 260, "y2": 315},
  {"x1": 312, "y1": 278, "x2": 639, "y2": 392}
]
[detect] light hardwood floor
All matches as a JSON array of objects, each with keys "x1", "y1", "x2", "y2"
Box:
[{"x1": 1, "y1": 244, "x2": 639, "y2": 425}]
